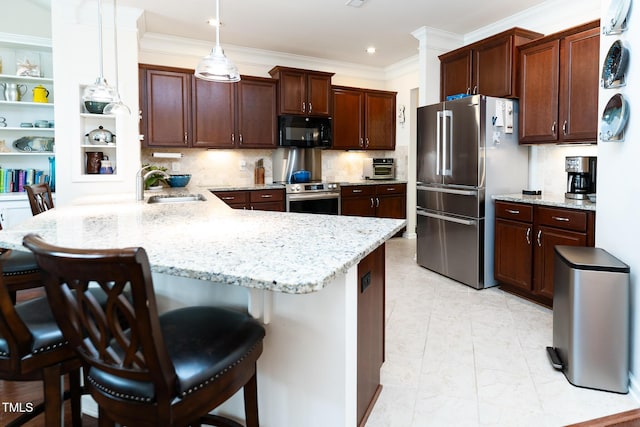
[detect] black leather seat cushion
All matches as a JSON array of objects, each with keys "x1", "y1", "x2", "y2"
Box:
[
  {"x1": 1, "y1": 250, "x2": 39, "y2": 276},
  {"x1": 88, "y1": 306, "x2": 265, "y2": 402},
  {"x1": 0, "y1": 288, "x2": 113, "y2": 358}
]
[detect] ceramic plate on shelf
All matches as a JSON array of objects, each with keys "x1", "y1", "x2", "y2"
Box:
[
  {"x1": 601, "y1": 40, "x2": 629, "y2": 88},
  {"x1": 600, "y1": 94, "x2": 629, "y2": 141},
  {"x1": 12, "y1": 136, "x2": 55, "y2": 152},
  {"x1": 603, "y1": 0, "x2": 632, "y2": 34}
]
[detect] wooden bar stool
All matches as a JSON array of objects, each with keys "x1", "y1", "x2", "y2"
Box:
[
  {"x1": 25, "y1": 183, "x2": 54, "y2": 216},
  {"x1": 24, "y1": 233, "x2": 266, "y2": 427},
  {"x1": 0, "y1": 260, "x2": 83, "y2": 426}
]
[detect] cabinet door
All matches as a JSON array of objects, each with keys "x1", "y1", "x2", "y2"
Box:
[
  {"x1": 559, "y1": 27, "x2": 599, "y2": 142},
  {"x1": 518, "y1": 40, "x2": 560, "y2": 144},
  {"x1": 277, "y1": 70, "x2": 306, "y2": 115},
  {"x1": 237, "y1": 78, "x2": 277, "y2": 148},
  {"x1": 533, "y1": 226, "x2": 587, "y2": 300},
  {"x1": 494, "y1": 218, "x2": 532, "y2": 291},
  {"x1": 364, "y1": 92, "x2": 396, "y2": 150},
  {"x1": 474, "y1": 35, "x2": 513, "y2": 98},
  {"x1": 357, "y1": 244, "x2": 385, "y2": 426},
  {"x1": 341, "y1": 196, "x2": 376, "y2": 217},
  {"x1": 192, "y1": 78, "x2": 236, "y2": 148},
  {"x1": 332, "y1": 88, "x2": 363, "y2": 150},
  {"x1": 440, "y1": 49, "x2": 473, "y2": 101},
  {"x1": 143, "y1": 69, "x2": 191, "y2": 147},
  {"x1": 307, "y1": 73, "x2": 332, "y2": 116},
  {"x1": 376, "y1": 194, "x2": 405, "y2": 219}
]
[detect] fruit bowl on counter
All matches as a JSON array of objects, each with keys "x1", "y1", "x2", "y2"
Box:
[{"x1": 167, "y1": 174, "x2": 191, "y2": 188}]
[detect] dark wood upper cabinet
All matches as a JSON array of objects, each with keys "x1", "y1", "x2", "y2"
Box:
[
  {"x1": 140, "y1": 65, "x2": 276, "y2": 149},
  {"x1": 332, "y1": 87, "x2": 396, "y2": 150},
  {"x1": 140, "y1": 66, "x2": 191, "y2": 147},
  {"x1": 518, "y1": 20, "x2": 600, "y2": 144},
  {"x1": 236, "y1": 77, "x2": 278, "y2": 148},
  {"x1": 192, "y1": 77, "x2": 235, "y2": 148},
  {"x1": 439, "y1": 27, "x2": 542, "y2": 101},
  {"x1": 268, "y1": 66, "x2": 334, "y2": 116}
]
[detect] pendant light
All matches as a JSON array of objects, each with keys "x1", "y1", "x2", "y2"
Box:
[
  {"x1": 103, "y1": 0, "x2": 131, "y2": 115},
  {"x1": 194, "y1": 0, "x2": 240, "y2": 82},
  {"x1": 82, "y1": 0, "x2": 117, "y2": 114}
]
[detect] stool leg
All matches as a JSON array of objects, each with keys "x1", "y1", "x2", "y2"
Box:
[
  {"x1": 243, "y1": 369, "x2": 259, "y2": 427},
  {"x1": 42, "y1": 364, "x2": 63, "y2": 427},
  {"x1": 69, "y1": 368, "x2": 82, "y2": 427}
]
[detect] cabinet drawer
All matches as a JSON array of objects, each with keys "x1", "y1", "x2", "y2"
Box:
[
  {"x1": 341, "y1": 185, "x2": 376, "y2": 198},
  {"x1": 376, "y1": 183, "x2": 406, "y2": 195},
  {"x1": 212, "y1": 191, "x2": 248, "y2": 205},
  {"x1": 495, "y1": 201, "x2": 533, "y2": 222},
  {"x1": 250, "y1": 189, "x2": 284, "y2": 203},
  {"x1": 535, "y1": 206, "x2": 587, "y2": 232}
]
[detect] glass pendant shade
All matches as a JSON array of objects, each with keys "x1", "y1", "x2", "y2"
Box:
[
  {"x1": 195, "y1": 0, "x2": 240, "y2": 83},
  {"x1": 83, "y1": 0, "x2": 117, "y2": 114},
  {"x1": 195, "y1": 45, "x2": 240, "y2": 82}
]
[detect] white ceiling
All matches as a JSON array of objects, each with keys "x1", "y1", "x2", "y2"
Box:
[{"x1": 114, "y1": 0, "x2": 549, "y2": 68}]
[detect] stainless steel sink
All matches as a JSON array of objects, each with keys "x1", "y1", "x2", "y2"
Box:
[{"x1": 147, "y1": 194, "x2": 206, "y2": 204}]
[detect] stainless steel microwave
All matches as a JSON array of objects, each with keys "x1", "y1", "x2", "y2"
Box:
[{"x1": 278, "y1": 116, "x2": 332, "y2": 148}]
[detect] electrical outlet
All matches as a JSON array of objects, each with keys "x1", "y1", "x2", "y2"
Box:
[
  {"x1": 240, "y1": 160, "x2": 247, "y2": 171},
  {"x1": 171, "y1": 162, "x2": 181, "y2": 172}
]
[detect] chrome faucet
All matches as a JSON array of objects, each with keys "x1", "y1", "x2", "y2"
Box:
[{"x1": 136, "y1": 165, "x2": 170, "y2": 201}]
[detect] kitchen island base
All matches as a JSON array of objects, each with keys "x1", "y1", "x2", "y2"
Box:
[{"x1": 81, "y1": 245, "x2": 385, "y2": 427}]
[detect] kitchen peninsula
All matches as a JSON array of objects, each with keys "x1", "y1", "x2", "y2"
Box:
[{"x1": 0, "y1": 189, "x2": 405, "y2": 427}]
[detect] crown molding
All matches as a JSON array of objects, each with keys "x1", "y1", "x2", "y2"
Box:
[
  {"x1": 0, "y1": 32, "x2": 52, "y2": 48},
  {"x1": 139, "y1": 32, "x2": 399, "y2": 82}
]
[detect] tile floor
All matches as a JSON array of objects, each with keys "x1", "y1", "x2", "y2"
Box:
[{"x1": 366, "y1": 238, "x2": 639, "y2": 427}]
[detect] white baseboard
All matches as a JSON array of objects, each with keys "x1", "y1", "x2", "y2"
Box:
[
  {"x1": 629, "y1": 372, "x2": 640, "y2": 403},
  {"x1": 81, "y1": 395, "x2": 99, "y2": 418}
]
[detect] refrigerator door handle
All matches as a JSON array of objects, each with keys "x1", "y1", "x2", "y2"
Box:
[
  {"x1": 417, "y1": 209, "x2": 476, "y2": 226},
  {"x1": 416, "y1": 185, "x2": 477, "y2": 196},
  {"x1": 443, "y1": 110, "x2": 453, "y2": 176},
  {"x1": 436, "y1": 111, "x2": 443, "y2": 176}
]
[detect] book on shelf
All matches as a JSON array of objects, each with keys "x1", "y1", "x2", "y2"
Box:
[{"x1": 0, "y1": 168, "x2": 49, "y2": 193}]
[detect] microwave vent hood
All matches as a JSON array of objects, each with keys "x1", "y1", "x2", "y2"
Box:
[{"x1": 278, "y1": 115, "x2": 332, "y2": 148}]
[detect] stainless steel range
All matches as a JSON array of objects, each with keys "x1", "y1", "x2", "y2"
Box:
[
  {"x1": 286, "y1": 182, "x2": 341, "y2": 215},
  {"x1": 273, "y1": 147, "x2": 341, "y2": 215}
]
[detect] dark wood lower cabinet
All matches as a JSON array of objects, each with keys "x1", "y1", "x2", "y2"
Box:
[
  {"x1": 341, "y1": 183, "x2": 406, "y2": 220},
  {"x1": 357, "y1": 244, "x2": 385, "y2": 427},
  {"x1": 494, "y1": 201, "x2": 594, "y2": 307},
  {"x1": 211, "y1": 189, "x2": 285, "y2": 212}
]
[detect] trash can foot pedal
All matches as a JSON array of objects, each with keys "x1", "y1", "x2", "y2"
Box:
[{"x1": 546, "y1": 346, "x2": 563, "y2": 370}]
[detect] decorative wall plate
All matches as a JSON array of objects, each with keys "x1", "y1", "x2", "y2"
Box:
[
  {"x1": 601, "y1": 40, "x2": 629, "y2": 88},
  {"x1": 13, "y1": 136, "x2": 55, "y2": 152},
  {"x1": 603, "y1": 0, "x2": 632, "y2": 34},
  {"x1": 600, "y1": 94, "x2": 629, "y2": 141}
]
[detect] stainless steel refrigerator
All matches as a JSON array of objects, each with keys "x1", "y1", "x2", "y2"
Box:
[{"x1": 416, "y1": 95, "x2": 528, "y2": 289}]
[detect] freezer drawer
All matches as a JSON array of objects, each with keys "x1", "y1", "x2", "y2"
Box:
[
  {"x1": 417, "y1": 185, "x2": 484, "y2": 218},
  {"x1": 416, "y1": 209, "x2": 484, "y2": 289}
]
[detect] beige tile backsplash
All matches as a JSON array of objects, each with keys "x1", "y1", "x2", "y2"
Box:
[{"x1": 142, "y1": 148, "x2": 408, "y2": 187}]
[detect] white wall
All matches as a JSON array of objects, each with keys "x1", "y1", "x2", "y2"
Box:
[
  {"x1": 51, "y1": 0, "x2": 142, "y2": 206},
  {"x1": 596, "y1": 0, "x2": 640, "y2": 399}
]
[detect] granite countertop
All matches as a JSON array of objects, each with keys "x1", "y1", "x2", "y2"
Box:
[
  {"x1": 493, "y1": 193, "x2": 596, "y2": 212},
  {"x1": 0, "y1": 187, "x2": 405, "y2": 294},
  {"x1": 207, "y1": 180, "x2": 407, "y2": 192}
]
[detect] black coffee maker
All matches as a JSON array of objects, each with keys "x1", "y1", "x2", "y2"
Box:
[{"x1": 565, "y1": 156, "x2": 596, "y2": 199}]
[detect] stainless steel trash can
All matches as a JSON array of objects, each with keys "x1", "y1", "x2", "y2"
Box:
[{"x1": 546, "y1": 245, "x2": 630, "y2": 393}]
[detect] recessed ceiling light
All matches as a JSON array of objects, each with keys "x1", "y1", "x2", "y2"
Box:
[
  {"x1": 366, "y1": 47, "x2": 376, "y2": 54},
  {"x1": 345, "y1": 0, "x2": 366, "y2": 7}
]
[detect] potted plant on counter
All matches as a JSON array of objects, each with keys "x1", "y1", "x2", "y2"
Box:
[{"x1": 143, "y1": 164, "x2": 168, "y2": 190}]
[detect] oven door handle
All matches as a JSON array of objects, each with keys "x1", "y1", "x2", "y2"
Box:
[{"x1": 287, "y1": 192, "x2": 340, "y2": 201}]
